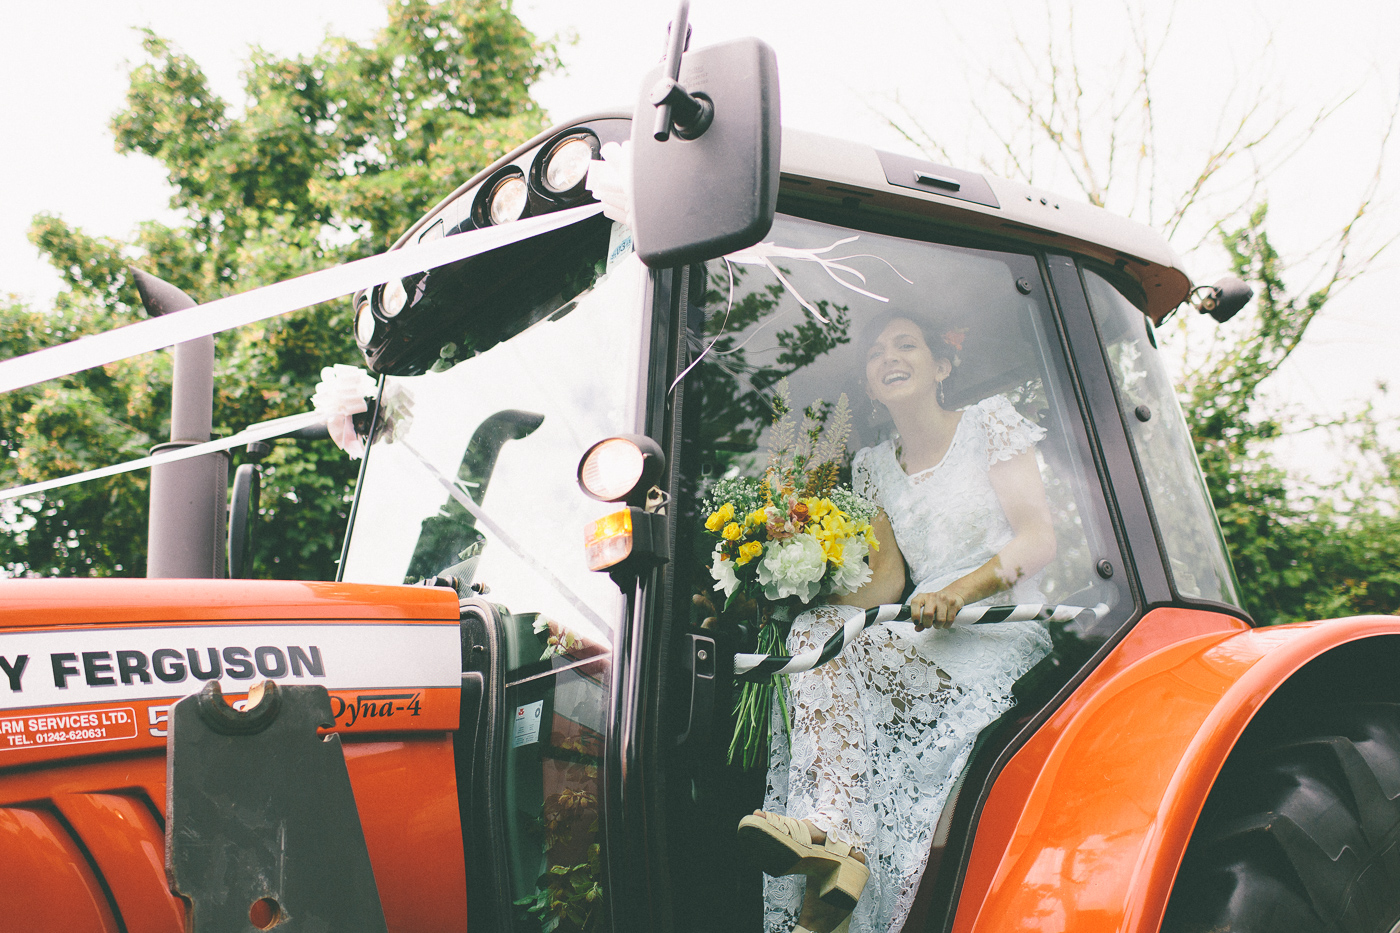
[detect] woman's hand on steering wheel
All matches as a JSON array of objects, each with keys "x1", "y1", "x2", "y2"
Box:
[{"x1": 910, "y1": 588, "x2": 964, "y2": 631}]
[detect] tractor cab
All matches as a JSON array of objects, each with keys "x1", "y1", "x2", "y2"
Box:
[{"x1": 335, "y1": 84, "x2": 1242, "y2": 929}]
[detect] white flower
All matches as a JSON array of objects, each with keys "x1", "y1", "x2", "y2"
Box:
[
  {"x1": 826, "y1": 535, "x2": 872, "y2": 596},
  {"x1": 710, "y1": 544, "x2": 740, "y2": 598},
  {"x1": 757, "y1": 534, "x2": 827, "y2": 603}
]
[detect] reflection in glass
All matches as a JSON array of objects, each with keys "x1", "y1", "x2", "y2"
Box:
[
  {"x1": 343, "y1": 241, "x2": 646, "y2": 646},
  {"x1": 503, "y1": 616, "x2": 610, "y2": 933},
  {"x1": 1083, "y1": 269, "x2": 1241, "y2": 606}
]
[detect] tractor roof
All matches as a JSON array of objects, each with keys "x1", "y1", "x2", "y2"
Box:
[
  {"x1": 395, "y1": 113, "x2": 1192, "y2": 323},
  {"x1": 779, "y1": 126, "x2": 1191, "y2": 321}
]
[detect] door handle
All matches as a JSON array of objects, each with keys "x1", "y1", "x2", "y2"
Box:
[{"x1": 674, "y1": 633, "x2": 716, "y2": 748}]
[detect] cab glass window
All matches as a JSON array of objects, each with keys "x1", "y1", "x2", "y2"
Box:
[{"x1": 1082, "y1": 267, "x2": 1241, "y2": 606}]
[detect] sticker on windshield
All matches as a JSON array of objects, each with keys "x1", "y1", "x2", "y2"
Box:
[
  {"x1": 607, "y1": 222, "x2": 634, "y2": 270},
  {"x1": 512, "y1": 700, "x2": 544, "y2": 747}
]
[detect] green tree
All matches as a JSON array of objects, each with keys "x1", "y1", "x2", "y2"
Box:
[
  {"x1": 1184, "y1": 205, "x2": 1400, "y2": 621},
  {"x1": 1, "y1": 0, "x2": 557, "y2": 579}
]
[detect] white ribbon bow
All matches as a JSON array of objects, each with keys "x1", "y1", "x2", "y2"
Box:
[
  {"x1": 585, "y1": 140, "x2": 635, "y2": 226},
  {"x1": 311, "y1": 364, "x2": 378, "y2": 460}
]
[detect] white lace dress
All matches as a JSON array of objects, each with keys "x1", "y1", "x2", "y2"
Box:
[{"x1": 762, "y1": 396, "x2": 1054, "y2": 933}]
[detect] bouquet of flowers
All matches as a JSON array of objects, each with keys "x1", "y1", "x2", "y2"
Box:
[{"x1": 700, "y1": 380, "x2": 879, "y2": 769}]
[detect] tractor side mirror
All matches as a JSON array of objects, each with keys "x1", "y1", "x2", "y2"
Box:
[
  {"x1": 226, "y1": 423, "x2": 328, "y2": 579},
  {"x1": 228, "y1": 461, "x2": 261, "y2": 579},
  {"x1": 629, "y1": 5, "x2": 781, "y2": 269},
  {"x1": 1195, "y1": 275, "x2": 1254, "y2": 324}
]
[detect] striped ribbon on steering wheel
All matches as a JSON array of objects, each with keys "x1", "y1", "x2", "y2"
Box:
[{"x1": 732, "y1": 602, "x2": 1107, "y2": 681}]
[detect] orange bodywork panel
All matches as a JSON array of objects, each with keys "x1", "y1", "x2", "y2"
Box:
[
  {"x1": 953, "y1": 607, "x2": 1400, "y2": 933},
  {"x1": 0, "y1": 579, "x2": 469, "y2": 933}
]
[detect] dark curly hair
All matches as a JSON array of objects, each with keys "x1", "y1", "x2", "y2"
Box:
[{"x1": 851, "y1": 310, "x2": 963, "y2": 443}]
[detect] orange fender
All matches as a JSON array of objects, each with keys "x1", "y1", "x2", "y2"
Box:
[{"x1": 954, "y1": 607, "x2": 1400, "y2": 933}]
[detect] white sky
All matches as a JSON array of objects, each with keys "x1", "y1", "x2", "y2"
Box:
[{"x1": 1, "y1": 0, "x2": 1398, "y2": 457}]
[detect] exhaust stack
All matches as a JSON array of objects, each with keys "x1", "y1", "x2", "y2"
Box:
[{"x1": 133, "y1": 269, "x2": 227, "y2": 578}]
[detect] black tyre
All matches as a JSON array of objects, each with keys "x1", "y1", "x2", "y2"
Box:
[{"x1": 1164, "y1": 702, "x2": 1400, "y2": 933}]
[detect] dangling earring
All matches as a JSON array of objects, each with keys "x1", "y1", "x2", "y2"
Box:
[
  {"x1": 869, "y1": 397, "x2": 881, "y2": 420},
  {"x1": 936, "y1": 379, "x2": 947, "y2": 408}
]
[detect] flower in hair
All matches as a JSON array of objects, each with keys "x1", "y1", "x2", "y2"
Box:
[{"x1": 943, "y1": 327, "x2": 969, "y2": 352}]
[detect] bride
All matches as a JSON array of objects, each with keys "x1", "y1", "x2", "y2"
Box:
[{"x1": 737, "y1": 312, "x2": 1057, "y2": 933}]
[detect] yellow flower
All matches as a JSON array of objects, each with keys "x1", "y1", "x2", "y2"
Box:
[
  {"x1": 821, "y1": 512, "x2": 856, "y2": 540},
  {"x1": 863, "y1": 525, "x2": 880, "y2": 552},
  {"x1": 806, "y1": 497, "x2": 835, "y2": 521},
  {"x1": 822, "y1": 537, "x2": 845, "y2": 566},
  {"x1": 722, "y1": 522, "x2": 743, "y2": 541},
  {"x1": 746, "y1": 507, "x2": 769, "y2": 527},
  {"x1": 705, "y1": 502, "x2": 735, "y2": 532},
  {"x1": 736, "y1": 540, "x2": 764, "y2": 566}
]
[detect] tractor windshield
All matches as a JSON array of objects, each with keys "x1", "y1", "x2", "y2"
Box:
[
  {"x1": 341, "y1": 221, "x2": 646, "y2": 647},
  {"x1": 674, "y1": 213, "x2": 1132, "y2": 641},
  {"x1": 341, "y1": 218, "x2": 646, "y2": 930}
]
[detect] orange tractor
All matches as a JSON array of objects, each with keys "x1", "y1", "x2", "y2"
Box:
[{"x1": 3, "y1": 7, "x2": 1398, "y2": 932}]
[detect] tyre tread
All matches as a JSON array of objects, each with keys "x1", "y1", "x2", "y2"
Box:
[{"x1": 1165, "y1": 702, "x2": 1400, "y2": 933}]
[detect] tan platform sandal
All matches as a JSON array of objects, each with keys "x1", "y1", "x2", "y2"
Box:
[
  {"x1": 737, "y1": 811, "x2": 870, "y2": 912},
  {"x1": 793, "y1": 884, "x2": 854, "y2": 933}
]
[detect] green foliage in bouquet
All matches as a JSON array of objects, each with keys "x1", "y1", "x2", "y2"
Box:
[{"x1": 699, "y1": 380, "x2": 879, "y2": 769}]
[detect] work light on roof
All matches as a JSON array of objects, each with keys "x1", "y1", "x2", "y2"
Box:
[
  {"x1": 353, "y1": 297, "x2": 377, "y2": 347},
  {"x1": 380, "y1": 278, "x2": 408, "y2": 319},
  {"x1": 488, "y1": 175, "x2": 529, "y2": 226},
  {"x1": 542, "y1": 135, "x2": 596, "y2": 196}
]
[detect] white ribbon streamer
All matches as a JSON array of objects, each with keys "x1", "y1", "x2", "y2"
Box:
[
  {"x1": 0, "y1": 204, "x2": 604, "y2": 395},
  {"x1": 0, "y1": 364, "x2": 376, "y2": 501},
  {"x1": 0, "y1": 411, "x2": 328, "y2": 503},
  {"x1": 584, "y1": 141, "x2": 634, "y2": 226}
]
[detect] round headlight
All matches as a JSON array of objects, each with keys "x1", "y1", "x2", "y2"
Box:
[
  {"x1": 381, "y1": 278, "x2": 408, "y2": 319},
  {"x1": 577, "y1": 434, "x2": 665, "y2": 504},
  {"x1": 354, "y1": 298, "x2": 377, "y2": 347},
  {"x1": 543, "y1": 136, "x2": 595, "y2": 195},
  {"x1": 579, "y1": 438, "x2": 645, "y2": 503},
  {"x1": 488, "y1": 175, "x2": 529, "y2": 226}
]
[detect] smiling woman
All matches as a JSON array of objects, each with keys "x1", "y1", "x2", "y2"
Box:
[
  {"x1": 854, "y1": 311, "x2": 1058, "y2": 625},
  {"x1": 741, "y1": 312, "x2": 1058, "y2": 933}
]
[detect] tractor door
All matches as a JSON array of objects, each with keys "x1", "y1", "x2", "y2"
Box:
[{"x1": 638, "y1": 210, "x2": 1156, "y2": 932}]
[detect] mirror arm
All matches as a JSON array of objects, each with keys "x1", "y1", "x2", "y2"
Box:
[
  {"x1": 653, "y1": 1, "x2": 710, "y2": 141},
  {"x1": 650, "y1": 78, "x2": 714, "y2": 141}
]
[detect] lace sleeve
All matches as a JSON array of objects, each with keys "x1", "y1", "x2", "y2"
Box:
[
  {"x1": 851, "y1": 445, "x2": 881, "y2": 509},
  {"x1": 977, "y1": 395, "x2": 1047, "y2": 467}
]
